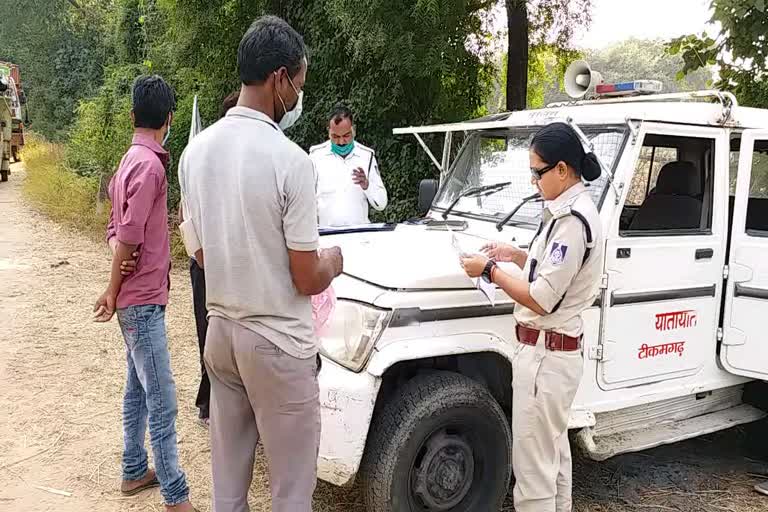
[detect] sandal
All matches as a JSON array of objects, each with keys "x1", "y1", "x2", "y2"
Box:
[{"x1": 121, "y1": 469, "x2": 160, "y2": 496}]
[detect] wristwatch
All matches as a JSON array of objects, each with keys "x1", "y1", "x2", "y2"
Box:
[{"x1": 481, "y1": 260, "x2": 497, "y2": 283}]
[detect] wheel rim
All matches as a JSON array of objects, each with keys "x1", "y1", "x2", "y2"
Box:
[{"x1": 410, "y1": 427, "x2": 475, "y2": 510}]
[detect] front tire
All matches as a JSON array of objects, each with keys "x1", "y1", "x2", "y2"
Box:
[{"x1": 361, "y1": 372, "x2": 512, "y2": 512}]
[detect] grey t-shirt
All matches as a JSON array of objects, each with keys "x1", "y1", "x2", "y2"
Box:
[{"x1": 179, "y1": 106, "x2": 320, "y2": 359}]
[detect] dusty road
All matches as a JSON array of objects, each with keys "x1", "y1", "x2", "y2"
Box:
[{"x1": 1, "y1": 163, "x2": 767, "y2": 512}]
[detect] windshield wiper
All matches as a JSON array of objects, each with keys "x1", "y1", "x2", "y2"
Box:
[
  {"x1": 442, "y1": 181, "x2": 512, "y2": 220},
  {"x1": 496, "y1": 192, "x2": 541, "y2": 231}
]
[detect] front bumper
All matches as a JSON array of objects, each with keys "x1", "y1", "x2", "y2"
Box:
[{"x1": 317, "y1": 357, "x2": 381, "y2": 486}]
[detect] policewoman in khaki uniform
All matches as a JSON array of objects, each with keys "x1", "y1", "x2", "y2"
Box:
[{"x1": 461, "y1": 122, "x2": 604, "y2": 512}]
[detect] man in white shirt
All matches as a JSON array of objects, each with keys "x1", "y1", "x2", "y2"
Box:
[{"x1": 309, "y1": 105, "x2": 388, "y2": 227}]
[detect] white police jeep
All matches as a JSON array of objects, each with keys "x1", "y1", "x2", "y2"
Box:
[{"x1": 313, "y1": 64, "x2": 768, "y2": 512}]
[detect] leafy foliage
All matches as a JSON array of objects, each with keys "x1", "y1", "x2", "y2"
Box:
[
  {"x1": 0, "y1": 0, "x2": 114, "y2": 140},
  {"x1": 489, "y1": 38, "x2": 711, "y2": 112},
  {"x1": 2, "y1": 0, "x2": 597, "y2": 222},
  {"x1": 66, "y1": 65, "x2": 143, "y2": 179},
  {"x1": 586, "y1": 39, "x2": 713, "y2": 94},
  {"x1": 526, "y1": 45, "x2": 580, "y2": 108},
  {"x1": 668, "y1": 0, "x2": 768, "y2": 107},
  {"x1": 526, "y1": 0, "x2": 592, "y2": 50},
  {"x1": 287, "y1": 0, "x2": 497, "y2": 221},
  {"x1": 488, "y1": 45, "x2": 581, "y2": 112},
  {"x1": 2, "y1": 0, "x2": 502, "y2": 221},
  {"x1": 505, "y1": 0, "x2": 592, "y2": 110},
  {"x1": 66, "y1": 0, "x2": 498, "y2": 221}
]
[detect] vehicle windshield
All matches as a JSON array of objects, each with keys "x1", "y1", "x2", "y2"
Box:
[{"x1": 433, "y1": 125, "x2": 628, "y2": 225}]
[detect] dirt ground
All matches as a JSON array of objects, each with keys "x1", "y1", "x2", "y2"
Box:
[{"x1": 1, "y1": 162, "x2": 767, "y2": 512}]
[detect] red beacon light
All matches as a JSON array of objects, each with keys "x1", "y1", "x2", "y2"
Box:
[{"x1": 595, "y1": 80, "x2": 664, "y2": 97}]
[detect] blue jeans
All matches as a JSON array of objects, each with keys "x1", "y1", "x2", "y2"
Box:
[{"x1": 117, "y1": 304, "x2": 189, "y2": 506}]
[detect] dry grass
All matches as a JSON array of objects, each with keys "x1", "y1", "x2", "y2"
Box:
[
  {"x1": 21, "y1": 134, "x2": 188, "y2": 262},
  {"x1": 21, "y1": 134, "x2": 110, "y2": 239}
]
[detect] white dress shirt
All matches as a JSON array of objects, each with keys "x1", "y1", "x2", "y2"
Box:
[{"x1": 309, "y1": 140, "x2": 388, "y2": 227}]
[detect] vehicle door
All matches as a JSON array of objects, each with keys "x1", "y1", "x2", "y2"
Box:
[
  {"x1": 720, "y1": 129, "x2": 768, "y2": 380},
  {"x1": 597, "y1": 123, "x2": 728, "y2": 390}
]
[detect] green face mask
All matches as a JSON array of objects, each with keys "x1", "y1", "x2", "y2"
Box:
[{"x1": 331, "y1": 141, "x2": 355, "y2": 157}]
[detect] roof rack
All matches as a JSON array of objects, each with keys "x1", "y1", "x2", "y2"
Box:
[
  {"x1": 548, "y1": 89, "x2": 737, "y2": 108},
  {"x1": 547, "y1": 90, "x2": 738, "y2": 125}
]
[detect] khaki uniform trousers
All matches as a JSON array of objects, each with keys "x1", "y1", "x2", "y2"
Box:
[
  {"x1": 204, "y1": 316, "x2": 321, "y2": 512},
  {"x1": 512, "y1": 336, "x2": 584, "y2": 512}
]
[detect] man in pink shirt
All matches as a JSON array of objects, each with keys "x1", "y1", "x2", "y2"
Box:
[{"x1": 93, "y1": 75, "x2": 194, "y2": 512}]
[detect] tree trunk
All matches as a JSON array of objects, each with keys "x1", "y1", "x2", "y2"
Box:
[{"x1": 506, "y1": 0, "x2": 528, "y2": 111}]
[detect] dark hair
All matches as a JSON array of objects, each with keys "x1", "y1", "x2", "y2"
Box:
[
  {"x1": 131, "y1": 75, "x2": 176, "y2": 129},
  {"x1": 238, "y1": 15, "x2": 306, "y2": 85},
  {"x1": 219, "y1": 90, "x2": 240, "y2": 119},
  {"x1": 329, "y1": 104, "x2": 354, "y2": 126},
  {"x1": 531, "y1": 122, "x2": 601, "y2": 181}
]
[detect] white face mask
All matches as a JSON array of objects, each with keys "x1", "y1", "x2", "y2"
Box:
[
  {"x1": 162, "y1": 123, "x2": 171, "y2": 146},
  {"x1": 276, "y1": 72, "x2": 303, "y2": 131}
]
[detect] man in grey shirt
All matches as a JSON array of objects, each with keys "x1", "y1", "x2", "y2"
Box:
[{"x1": 178, "y1": 16, "x2": 343, "y2": 512}]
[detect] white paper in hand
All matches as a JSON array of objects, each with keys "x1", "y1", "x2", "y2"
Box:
[
  {"x1": 447, "y1": 225, "x2": 471, "y2": 258},
  {"x1": 476, "y1": 276, "x2": 496, "y2": 306},
  {"x1": 447, "y1": 225, "x2": 476, "y2": 287}
]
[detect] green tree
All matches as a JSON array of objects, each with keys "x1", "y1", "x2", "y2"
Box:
[
  {"x1": 65, "y1": 0, "x2": 157, "y2": 178},
  {"x1": 294, "y1": 0, "x2": 497, "y2": 220},
  {"x1": 584, "y1": 39, "x2": 712, "y2": 94},
  {"x1": 505, "y1": 0, "x2": 592, "y2": 111},
  {"x1": 488, "y1": 38, "x2": 715, "y2": 113},
  {"x1": 67, "y1": 0, "x2": 498, "y2": 220},
  {"x1": 487, "y1": 45, "x2": 579, "y2": 112},
  {"x1": 3, "y1": 0, "x2": 503, "y2": 220},
  {"x1": 668, "y1": 0, "x2": 768, "y2": 108},
  {"x1": 0, "y1": 0, "x2": 114, "y2": 139}
]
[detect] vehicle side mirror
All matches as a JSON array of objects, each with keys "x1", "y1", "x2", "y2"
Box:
[
  {"x1": 19, "y1": 92, "x2": 27, "y2": 105},
  {"x1": 418, "y1": 179, "x2": 438, "y2": 215}
]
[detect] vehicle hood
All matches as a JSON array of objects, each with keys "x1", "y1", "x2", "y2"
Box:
[{"x1": 319, "y1": 224, "x2": 532, "y2": 290}]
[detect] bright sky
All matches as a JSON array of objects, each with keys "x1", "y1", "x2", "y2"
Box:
[
  {"x1": 488, "y1": 0, "x2": 717, "y2": 50},
  {"x1": 576, "y1": 0, "x2": 716, "y2": 49}
]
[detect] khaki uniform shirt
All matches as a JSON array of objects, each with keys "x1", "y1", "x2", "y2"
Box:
[{"x1": 514, "y1": 182, "x2": 604, "y2": 337}]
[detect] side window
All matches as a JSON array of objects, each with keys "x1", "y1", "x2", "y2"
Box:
[
  {"x1": 619, "y1": 134, "x2": 715, "y2": 235},
  {"x1": 729, "y1": 137, "x2": 740, "y2": 196},
  {"x1": 625, "y1": 146, "x2": 679, "y2": 206},
  {"x1": 745, "y1": 139, "x2": 768, "y2": 235},
  {"x1": 729, "y1": 136, "x2": 740, "y2": 237}
]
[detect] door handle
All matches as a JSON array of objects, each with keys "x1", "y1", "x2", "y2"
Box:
[
  {"x1": 617, "y1": 248, "x2": 631, "y2": 259},
  {"x1": 695, "y1": 248, "x2": 714, "y2": 260}
]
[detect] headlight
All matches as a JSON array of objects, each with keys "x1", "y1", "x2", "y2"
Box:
[{"x1": 319, "y1": 300, "x2": 391, "y2": 372}]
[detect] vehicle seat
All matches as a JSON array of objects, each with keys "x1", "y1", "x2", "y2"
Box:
[{"x1": 629, "y1": 161, "x2": 702, "y2": 230}]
